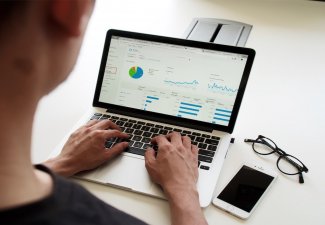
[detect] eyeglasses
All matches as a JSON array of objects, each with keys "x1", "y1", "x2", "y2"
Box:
[{"x1": 244, "y1": 135, "x2": 308, "y2": 183}]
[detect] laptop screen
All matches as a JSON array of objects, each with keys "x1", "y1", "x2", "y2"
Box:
[{"x1": 98, "y1": 35, "x2": 248, "y2": 127}]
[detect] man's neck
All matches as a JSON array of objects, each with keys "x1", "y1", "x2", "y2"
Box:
[{"x1": 0, "y1": 66, "x2": 53, "y2": 210}]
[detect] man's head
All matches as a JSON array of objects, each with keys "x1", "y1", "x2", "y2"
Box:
[{"x1": 0, "y1": 0, "x2": 94, "y2": 100}]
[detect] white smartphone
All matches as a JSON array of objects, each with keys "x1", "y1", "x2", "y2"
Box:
[{"x1": 212, "y1": 164, "x2": 277, "y2": 219}]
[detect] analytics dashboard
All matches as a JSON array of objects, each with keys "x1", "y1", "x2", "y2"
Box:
[{"x1": 99, "y1": 36, "x2": 248, "y2": 126}]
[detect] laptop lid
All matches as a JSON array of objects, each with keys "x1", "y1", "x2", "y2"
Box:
[{"x1": 93, "y1": 29, "x2": 255, "y2": 134}]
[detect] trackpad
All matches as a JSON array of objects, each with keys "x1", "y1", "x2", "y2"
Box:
[{"x1": 94, "y1": 155, "x2": 153, "y2": 192}]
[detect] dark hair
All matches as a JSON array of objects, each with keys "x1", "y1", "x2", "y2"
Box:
[{"x1": 0, "y1": 1, "x2": 28, "y2": 25}]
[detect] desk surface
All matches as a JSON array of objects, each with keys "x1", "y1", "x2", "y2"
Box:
[{"x1": 32, "y1": 0, "x2": 325, "y2": 224}]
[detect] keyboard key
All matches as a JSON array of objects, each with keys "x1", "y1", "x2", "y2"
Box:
[
  {"x1": 133, "y1": 142, "x2": 143, "y2": 148},
  {"x1": 125, "y1": 147, "x2": 145, "y2": 156},
  {"x1": 198, "y1": 155, "x2": 213, "y2": 163},
  {"x1": 205, "y1": 139, "x2": 219, "y2": 145},
  {"x1": 150, "y1": 128, "x2": 159, "y2": 134},
  {"x1": 211, "y1": 136, "x2": 220, "y2": 140},
  {"x1": 112, "y1": 116, "x2": 119, "y2": 119},
  {"x1": 173, "y1": 128, "x2": 182, "y2": 132},
  {"x1": 141, "y1": 126, "x2": 150, "y2": 131},
  {"x1": 202, "y1": 134, "x2": 211, "y2": 138},
  {"x1": 115, "y1": 121, "x2": 125, "y2": 126},
  {"x1": 90, "y1": 115, "x2": 101, "y2": 120},
  {"x1": 134, "y1": 130, "x2": 143, "y2": 135},
  {"x1": 124, "y1": 122, "x2": 133, "y2": 127},
  {"x1": 146, "y1": 123, "x2": 154, "y2": 127},
  {"x1": 207, "y1": 145, "x2": 218, "y2": 151},
  {"x1": 128, "y1": 140, "x2": 134, "y2": 147},
  {"x1": 199, "y1": 149, "x2": 215, "y2": 157},
  {"x1": 182, "y1": 130, "x2": 191, "y2": 134},
  {"x1": 192, "y1": 132, "x2": 201, "y2": 136},
  {"x1": 94, "y1": 113, "x2": 102, "y2": 116},
  {"x1": 198, "y1": 143, "x2": 207, "y2": 149},
  {"x1": 159, "y1": 129, "x2": 168, "y2": 135},
  {"x1": 143, "y1": 144, "x2": 151, "y2": 149},
  {"x1": 188, "y1": 135, "x2": 196, "y2": 140},
  {"x1": 141, "y1": 137, "x2": 151, "y2": 143},
  {"x1": 120, "y1": 118, "x2": 128, "y2": 121},
  {"x1": 132, "y1": 124, "x2": 142, "y2": 129},
  {"x1": 105, "y1": 141, "x2": 113, "y2": 148},
  {"x1": 125, "y1": 128, "x2": 134, "y2": 134},
  {"x1": 137, "y1": 121, "x2": 145, "y2": 125},
  {"x1": 129, "y1": 119, "x2": 137, "y2": 123},
  {"x1": 195, "y1": 137, "x2": 205, "y2": 142},
  {"x1": 99, "y1": 115, "x2": 109, "y2": 120},
  {"x1": 200, "y1": 165, "x2": 210, "y2": 170},
  {"x1": 164, "y1": 126, "x2": 173, "y2": 130},
  {"x1": 143, "y1": 132, "x2": 152, "y2": 137},
  {"x1": 155, "y1": 125, "x2": 164, "y2": 128},
  {"x1": 132, "y1": 136, "x2": 142, "y2": 142},
  {"x1": 192, "y1": 141, "x2": 198, "y2": 146}
]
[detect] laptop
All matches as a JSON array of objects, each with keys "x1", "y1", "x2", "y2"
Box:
[{"x1": 49, "y1": 29, "x2": 255, "y2": 207}]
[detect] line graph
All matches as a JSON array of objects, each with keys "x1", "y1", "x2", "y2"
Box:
[
  {"x1": 208, "y1": 83, "x2": 238, "y2": 94},
  {"x1": 164, "y1": 80, "x2": 199, "y2": 89}
]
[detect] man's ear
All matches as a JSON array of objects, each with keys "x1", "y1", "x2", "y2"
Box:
[{"x1": 50, "y1": 0, "x2": 93, "y2": 37}]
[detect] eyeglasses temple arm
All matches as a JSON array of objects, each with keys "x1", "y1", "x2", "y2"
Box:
[
  {"x1": 244, "y1": 139, "x2": 255, "y2": 143},
  {"x1": 299, "y1": 172, "x2": 304, "y2": 184}
]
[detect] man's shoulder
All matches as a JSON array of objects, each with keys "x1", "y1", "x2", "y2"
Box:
[{"x1": 0, "y1": 165, "x2": 147, "y2": 225}]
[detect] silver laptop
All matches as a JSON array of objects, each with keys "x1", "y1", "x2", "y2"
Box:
[{"x1": 50, "y1": 29, "x2": 255, "y2": 207}]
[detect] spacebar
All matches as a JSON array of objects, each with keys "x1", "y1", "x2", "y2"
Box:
[{"x1": 125, "y1": 147, "x2": 146, "y2": 156}]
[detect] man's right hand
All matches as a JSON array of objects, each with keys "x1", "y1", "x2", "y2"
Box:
[{"x1": 145, "y1": 132, "x2": 207, "y2": 225}]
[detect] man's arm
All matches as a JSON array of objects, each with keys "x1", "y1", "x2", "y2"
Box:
[{"x1": 145, "y1": 133, "x2": 208, "y2": 225}]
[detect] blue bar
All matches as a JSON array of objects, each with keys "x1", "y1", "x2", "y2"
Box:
[
  {"x1": 179, "y1": 106, "x2": 200, "y2": 112},
  {"x1": 214, "y1": 113, "x2": 231, "y2": 117},
  {"x1": 179, "y1": 110, "x2": 198, "y2": 116},
  {"x1": 216, "y1": 108, "x2": 232, "y2": 113},
  {"x1": 180, "y1": 102, "x2": 202, "y2": 108},
  {"x1": 145, "y1": 100, "x2": 152, "y2": 103},
  {"x1": 213, "y1": 117, "x2": 230, "y2": 122},
  {"x1": 147, "y1": 96, "x2": 159, "y2": 100}
]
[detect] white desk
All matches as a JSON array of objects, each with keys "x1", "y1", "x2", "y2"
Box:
[{"x1": 32, "y1": 0, "x2": 325, "y2": 224}]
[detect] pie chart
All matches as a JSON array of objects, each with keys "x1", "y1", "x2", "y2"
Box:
[{"x1": 129, "y1": 66, "x2": 143, "y2": 79}]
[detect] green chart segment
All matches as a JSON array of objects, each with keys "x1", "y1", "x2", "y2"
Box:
[{"x1": 129, "y1": 66, "x2": 144, "y2": 79}]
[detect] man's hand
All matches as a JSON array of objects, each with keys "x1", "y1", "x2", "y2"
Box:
[
  {"x1": 145, "y1": 132, "x2": 198, "y2": 195},
  {"x1": 44, "y1": 119, "x2": 129, "y2": 177},
  {"x1": 145, "y1": 132, "x2": 207, "y2": 225}
]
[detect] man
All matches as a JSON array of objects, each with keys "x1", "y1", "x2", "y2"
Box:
[{"x1": 0, "y1": 1, "x2": 207, "y2": 225}]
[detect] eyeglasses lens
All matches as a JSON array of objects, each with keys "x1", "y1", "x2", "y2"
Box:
[
  {"x1": 253, "y1": 138, "x2": 276, "y2": 155},
  {"x1": 278, "y1": 155, "x2": 304, "y2": 175}
]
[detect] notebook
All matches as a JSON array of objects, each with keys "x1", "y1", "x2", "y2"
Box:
[{"x1": 49, "y1": 29, "x2": 255, "y2": 207}]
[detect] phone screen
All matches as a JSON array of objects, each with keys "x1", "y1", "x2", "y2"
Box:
[{"x1": 217, "y1": 165, "x2": 274, "y2": 212}]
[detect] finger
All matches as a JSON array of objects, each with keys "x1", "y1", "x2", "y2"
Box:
[
  {"x1": 191, "y1": 144, "x2": 199, "y2": 157},
  {"x1": 166, "y1": 132, "x2": 182, "y2": 145},
  {"x1": 104, "y1": 142, "x2": 128, "y2": 160},
  {"x1": 144, "y1": 148, "x2": 156, "y2": 168},
  {"x1": 182, "y1": 135, "x2": 192, "y2": 149},
  {"x1": 103, "y1": 129, "x2": 129, "y2": 139},
  {"x1": 151, "y1": 135, "x2": 170, "y2": 146},
  {"x1": 91, "y1": 119, "x2": 121, "y2": 131}
]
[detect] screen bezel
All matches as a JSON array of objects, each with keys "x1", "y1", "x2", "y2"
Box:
[{"x1": 93, "y1": 29, "x2": 255, "y2": 133}]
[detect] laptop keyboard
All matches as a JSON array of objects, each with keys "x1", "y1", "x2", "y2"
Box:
[{"x1": 90, "y1": 113, "x2": 220, "y2": 170}]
